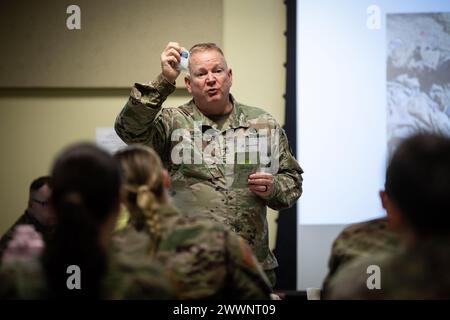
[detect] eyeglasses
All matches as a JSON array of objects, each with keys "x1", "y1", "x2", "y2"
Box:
[{"x1": 31, "y1": 198, "x2": 49, "y2": 207}]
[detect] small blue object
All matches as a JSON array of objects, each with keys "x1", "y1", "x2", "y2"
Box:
[
  {"x1": 178, "y1": 49, "x2": 189, "y2": 71},
  {"x1": 181, "y1": 50, "x2": 189, "y2": 58}
]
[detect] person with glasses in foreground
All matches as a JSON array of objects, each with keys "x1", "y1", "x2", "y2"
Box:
[{"x1": 0, "y1": 176, "x2": 54, "y2": 261}]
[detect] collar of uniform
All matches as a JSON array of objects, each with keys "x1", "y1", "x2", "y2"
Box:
[
  {"x1": 188, "y1": 99, "x2": 216, "y2": 129},
  {"x1": 188, "y1": 94, "x2": 250, "y2": 131},
  {"x1": 228, "y1": 95, "x2": 251, "y2": 130}
]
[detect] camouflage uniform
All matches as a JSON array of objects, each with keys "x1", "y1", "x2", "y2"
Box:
[
  {"x1": 0, "y1": 246, "x2": 174, "y2": 299},
  {"x1": 114, "y1": 74, "x2": 304, "y2": 280},
  {"x1": 113, "y1": 203, "x2": 272, "y2": 299},
  {"x1": 0, "y1": 211, "x2": 53, "y2": 262},
  {"x1": 322, "y1": 217, "x2": 402, "y2": 298},
  {"x1": 326, "y1": 236, "x2": 450, "y2": 299}
]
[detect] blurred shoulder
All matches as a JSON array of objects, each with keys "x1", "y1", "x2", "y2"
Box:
[
  {"x1": 326, "y1": 252, "x2": 392, "y2": 299},
  {"x1": 160, "y1": 214, "x2": 227, "y2": 251},
  {"x1": 238, "y1": 102, "x2": 279, "y2": 123},
  {"x1": 332, "y1": 217, "x2": 400, "y2": 257},
  {"x1": 107, "y1": 251, "x2": 175, "y2": 299},
  {"x1": 0, "y1": 258, "x2": 47, "y2": 299}
]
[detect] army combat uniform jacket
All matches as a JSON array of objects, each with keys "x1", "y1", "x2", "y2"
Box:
[
  {"x1": 113, "y1": 203, "x2": 272, "y2": 299},
  {"x1": 326, "y1": 236, "x2": 450, "y2": 299},
  {"x1": 322, "y1": 217, "x2": 402, "y2": 298},
  {"x1": 114, "y1": 74, "x2": 304, "y2": 272}
]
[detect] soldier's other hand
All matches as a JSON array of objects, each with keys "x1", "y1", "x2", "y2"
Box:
[
  {"x1": 161, "y1": 42, "x2": 182, "y2": 83},
  {"x1": 248, "y1": 172, "x2": 274, "y2": 197}
]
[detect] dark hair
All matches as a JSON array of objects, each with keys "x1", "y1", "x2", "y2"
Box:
[
  {"x1": 29, "y1": 176, "x2": 51, "y2": 193},
  {"x1": 385, "y1": 133, "x2": 450, "y2": 237},
  {"x1": 43, "y1": 143, "x2": 122, "y2": 299}
]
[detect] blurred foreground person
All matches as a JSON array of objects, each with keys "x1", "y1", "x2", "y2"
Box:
[
  {"x1": 327, "y1": 133, "x2": 450, "y2": 299},
  {"x1": 321, "y1": 217, "x2": 402, "y2": 298},
  {"x1": 113, "y1": 145, "x2": 272, "y2": 299},
  {"x1": 0, "y1": 143, "x2": 173, "y2": 299},
  {"x1": 0, "y1": 176, "x2": 54, "y2": 261}
]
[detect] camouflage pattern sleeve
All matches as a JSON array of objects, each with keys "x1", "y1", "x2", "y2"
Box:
[
  {"x1": 108, "y1": 252, "x2": 176, "y2": 300},
  {"x1": 325, "y1": 253, "x2": 393, "y2": 300},
  {"x1": 0, "y1": 264, "x2": 47, "y2": 299},
  {"x1": 262, "y1": 127, "x2": 303, "y2": 210},
  {"x1": 321, "y1": 237, "x2": 347, "y2": 298},
  {"x1": 225, "y1": 232, "x2": 272, "y2": 299},
  {"x1": 114, "y1": 74, "x2": 176, "y2": 156},
  {"x1": 325, "y1": 258, "x2": 372, "y2": 299},
  {"x1": 321, "y1": 218, "x2": 402, "y2": 299}
]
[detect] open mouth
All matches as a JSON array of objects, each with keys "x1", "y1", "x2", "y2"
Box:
[{"x1": 207, "y1": 88, "x2": 218, "y2": 96}]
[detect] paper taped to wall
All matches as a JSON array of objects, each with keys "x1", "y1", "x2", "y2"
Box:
[{"x1": 96, "y1": 127, "x2": 127, "y2": 154}]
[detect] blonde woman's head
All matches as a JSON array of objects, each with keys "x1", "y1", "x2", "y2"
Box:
[{"x1": 114, "y1": 144, "x2": 170, "y2": 240}]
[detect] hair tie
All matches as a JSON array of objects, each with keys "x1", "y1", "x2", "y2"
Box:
[{"x1": 136, "y1": 185, "x2": 155, "y2": 210}]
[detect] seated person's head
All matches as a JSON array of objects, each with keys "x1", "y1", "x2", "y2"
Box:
[
  {"x1": 380, "y1": 133, "x2": 450, "y2": 239},
  {"x1": 45, "y1": 143, "x2": 122, "y2": 297},
  {"x1": 114, "y1": 145, "x2": 170, "y2": 231},
  {"x1": 28, "y1": 176, "x2": 53, "y2": 226},
  {"x1": 50, "y1": 143, "x2": 122, "y2": 245}
]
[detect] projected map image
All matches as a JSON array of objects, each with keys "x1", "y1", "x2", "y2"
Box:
[{"x1": 387, "y1": 12, "x2": 450, "y2": 156}]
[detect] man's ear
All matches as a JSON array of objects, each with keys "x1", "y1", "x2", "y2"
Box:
[
  {"x1": 162, "y1": 169, "x2": 171, "y2": 189},
  {"x1": 228, "y1": 68, "x2": 233, "y2": 85},
  {"x1": 379, "y1": 190, "x2": 388, "y2": 210},
  {"x1": 184, "y1": 75, "x2": 192, "y2": 93},
  {"x1": 380, "y1": 190, "x2": 403, "y2": 232}
]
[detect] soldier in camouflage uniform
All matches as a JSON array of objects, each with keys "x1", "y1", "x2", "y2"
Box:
[
  {"x1": 113, "y1": 145, "x2": 272, "y2": 299},
  {"x1": 326, "y1": 134, "x2": 450, "y2": 299},
  {"x1": 0, "y1": 176, "x2": 54, "y2": 261},
  {"x1": 0, "y1": 143, "x2": 174, "y2": 299},
  {"x1": 114, "y1": 42, "x2": 303, "y2": 286},
  {"x1": 321, "y1": 217, "x2": 402, "y2": 298}
]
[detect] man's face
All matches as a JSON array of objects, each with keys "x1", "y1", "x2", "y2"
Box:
[
  {"x1": 185, "y1": 49, "x2": 233, "y2": 114},
  {"x1": 29, "y1": 184, "x2": 54, "y2": 226}
]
